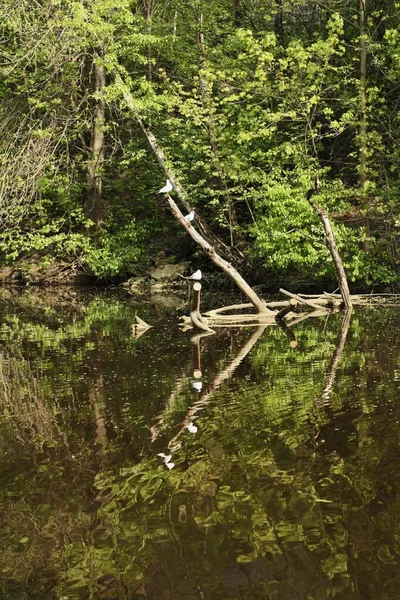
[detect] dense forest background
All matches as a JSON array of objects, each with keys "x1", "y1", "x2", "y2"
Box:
[{"x1": 1, "y1": 0, "x2": 399, "y2": 289}]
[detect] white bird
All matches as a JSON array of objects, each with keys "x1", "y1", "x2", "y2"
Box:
[
  {"x1": 158, "y1": 452, "x2": 175, "y2": 470},
  {"x1": 158, "y1": 452, "x2": 172, "y2": 462},
  {"x1": 183, "y1": 211, "x2": 195, "y2": 223},
  {"x1": 158, "y1": 179, "x2": 173, "y2": 194},
  {"x1": 186, "y1": 422, "x2": 198, "y2": 434},
  {"x1": 191, "y1": 380, "x2": 203, "y2": 391},
  {"x1": 188, "y1": 269, "x2": 202, "y2": 281}
]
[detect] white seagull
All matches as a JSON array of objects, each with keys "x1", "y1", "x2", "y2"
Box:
[
  {"x1": 186, "y1": 422, "x2": 198, "y2": 434},
  {"x1": 188, "y1": 269, "x2": 202, "y2": 281},
  {"x1": 158, "y1": 179, "x2": 173, "y2": 194},
  {"x1": 183, "y1": 211, "x2": 195, "y2": 223},
  {"x1": 191, "y1": 380, "x2": 203, "y2": 391}
]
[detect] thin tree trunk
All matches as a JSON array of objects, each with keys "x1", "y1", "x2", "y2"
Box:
[
  {"x1": 231, "y1": 0, "x2": 243, "y2": 26},
  {"x1": 85, "y1": 56, "x2": 105, "y2": 228},
  {"x1": 197, "y1": 1, "x2": 245, "y2": 250},
  {"x1": 145, "y1": 0, "x2": 153, "y2": 83},
  {"x1": 120, "y1": 79, "x2": 250, "y2": 266},
  {"x1": 307, "y1": 182, "x2": 353, "y2": 309},
  {"x1": 197, "y1": 0, "x2": 244, "y2": 248},
  {"x1": 274, "y1": 0, "x2": 284, "y2": 46},
  {"x1": 359, "y1": 0, "x2": 370, "y2": 250},
  {"x1": 165, "y1": 192, "x2": 271, "y2": 314}
]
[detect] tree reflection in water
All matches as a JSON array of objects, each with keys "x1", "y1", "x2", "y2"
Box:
[{"x1": 0, "y1": 289, "x2": 399, "y2": 599}]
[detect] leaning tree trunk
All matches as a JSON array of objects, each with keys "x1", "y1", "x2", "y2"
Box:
[
  {"x1": 119, "y1": 80, "x2": 247, "y2": 267},
  {"x1": 307, "y1": 180, "x2": 353, "y2": 310},
  {"x1": 166, "y1": 193, "x2": 271, "y2": 314},
  {"x1": 119, "y1": 78, "x2": 271, "y2": 312},
  {"x1": 85, "y1": 55, "x2": 105, "y2": 229}
]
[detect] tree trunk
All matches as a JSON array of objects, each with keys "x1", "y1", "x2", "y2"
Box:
[
  {"x1": 119, "y1": 79, "x2": 250, "y2": 267},
  {"x1": 145, "y1": 0, "x2": 153, "y2": 83},
  {"x1": 307, "y1": 184, "x2": 353, "y2": 309},
  {"x1": 197, "y1": 1, "x2": 247, "y2": 251},
  {"x1": 165, "y1": 192, "x2": 271, "y2": 314},
  {"x1": 85, "y1": 56, "x2": 105, "y2": 229},
  {"x1": 274, "y1": 0, "x2": 284, "y2": 46},
  {"x1": 359, "y1": 0, "x2": 370, "y2": 251}
]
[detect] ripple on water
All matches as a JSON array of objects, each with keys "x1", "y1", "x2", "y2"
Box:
[{"x1": 0, "y1": 293, "x2": 400, "y2": 599}]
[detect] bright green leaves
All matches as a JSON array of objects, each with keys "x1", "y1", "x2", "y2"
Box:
[
  {"x1": 0, "y1": 0, "x2": 399, "y2": 285},
  {"x1": 85, "y1": 220, "x2": 146, "y2": 278}
]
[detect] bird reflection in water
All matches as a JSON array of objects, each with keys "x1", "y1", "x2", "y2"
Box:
[{"x1": 157, "y1": 452, "x2": 175, "y2": 470}]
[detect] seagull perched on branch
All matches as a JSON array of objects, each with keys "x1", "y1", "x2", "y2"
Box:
[
  {"x1": 188, "y1": 269, "x2": 202, "y2": 280},
  {"x1": 191, "y1": 380, "x2": 203, "y2": 392},
  {"x1": 183, "y1": 211, "x2": 195, "y2": 223},
  {"x1": 158, "y1": 179, "x2": 173, "y2": 194},
  {"x1": 179, "y1": 269, "x2": 202, "y2": 282}
]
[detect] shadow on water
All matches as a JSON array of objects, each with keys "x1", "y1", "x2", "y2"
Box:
[{"x1": 0, "y1": 287, "x2": 400, "y2": 599}]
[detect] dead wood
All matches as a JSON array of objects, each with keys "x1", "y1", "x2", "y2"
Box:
[
  {"x1": 165, "y1": 194, "x2": 271, "y2": 314},
  {"x1": 307, "y1": 178, "x2": 352, "y2": 309},
  {"x1": 318, "y1": 308, "x2": 352, "y2": 406},
  {"x1": 190, "y1": 282, "x2": 214, "y2": 333},
  {"x1": 183, "y1": 284, "x2": 344, "y2": 333},
  {"x1": 279, "y1": 288, "x2": 327, "y2": 311},
  {"x1": 275, "y1": 298, "x2": 298, "y2": 320},
  {"x1": 204, "y1": 302, "x2": 254, "y2": 316},
  {"x1": 120, "y1": 80, "x2": 249, "y2": 267}
]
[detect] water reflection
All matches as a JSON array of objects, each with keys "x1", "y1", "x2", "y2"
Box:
[{"x1": 0, "y1": 288, "x2": 399, "y2": 599}]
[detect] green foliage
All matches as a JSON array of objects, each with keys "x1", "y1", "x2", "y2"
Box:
[
  {"x1": 85, "y1": 220, "x2": 145, "y2": 278},
  {"x1": 0, "y1": 0, "x2": 400, "y2": 287}
]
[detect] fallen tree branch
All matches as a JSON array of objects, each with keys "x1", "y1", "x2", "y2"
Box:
[
  {"x1": 279, "y1": 288, "x2": 327, "y2": 311},
  {"x1": 166, "y1": 195, "x2": 271, "y2": 314},
  {"x1": 275, "y1": 298, "x2": 298, "y2": 320},
  {"x1": 204, "y1": 302, "x2": 253, "y2": 316}
]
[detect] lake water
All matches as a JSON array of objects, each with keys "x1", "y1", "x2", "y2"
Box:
[{"x1": 0, "y1": 287, "x2": 399, "y2": 600}]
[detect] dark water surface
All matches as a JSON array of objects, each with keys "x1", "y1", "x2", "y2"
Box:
[{"x1": 0, "y1": 287, "x2": 399, "y2": 600}]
